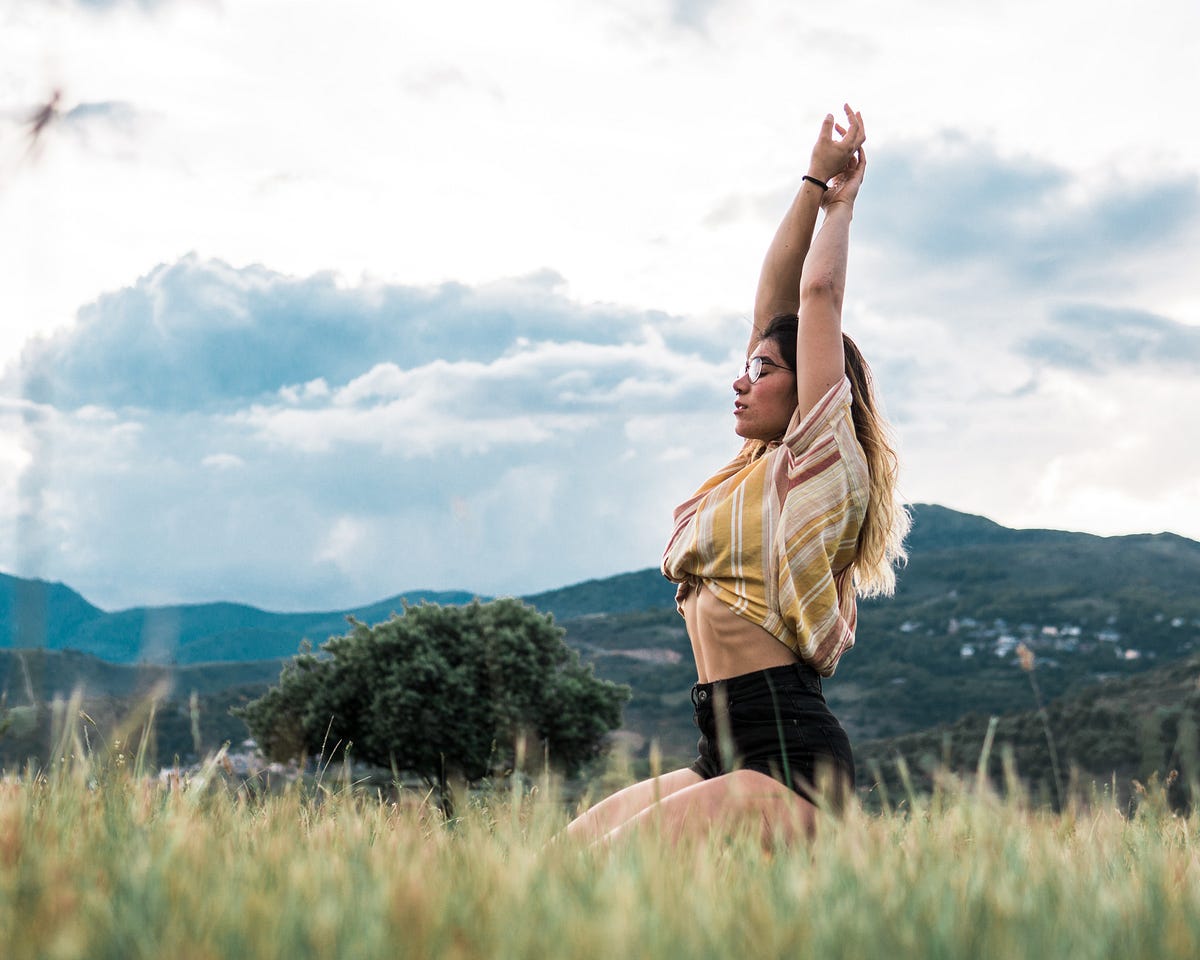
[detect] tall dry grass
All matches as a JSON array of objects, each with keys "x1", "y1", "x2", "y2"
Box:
[{"x1": 2, "y1": 697, "x2": 1199, "y2": 959}]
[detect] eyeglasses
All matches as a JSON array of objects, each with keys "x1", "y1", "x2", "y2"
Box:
[{"x1": 742, "y1": 355, "x2": 792, "y2": 383}]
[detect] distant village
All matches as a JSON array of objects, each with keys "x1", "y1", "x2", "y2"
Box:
[{"x1": 898, "y1": 613, "x2": 1200, "y2": 666}]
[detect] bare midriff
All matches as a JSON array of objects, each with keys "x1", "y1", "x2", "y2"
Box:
[{"x1": 682, "y1": 578, "x2": 802, "y2": 684}]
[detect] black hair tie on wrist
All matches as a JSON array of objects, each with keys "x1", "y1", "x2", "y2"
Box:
[{"x1": 802, "y1": 175, "x2": 828, "y2": 191}]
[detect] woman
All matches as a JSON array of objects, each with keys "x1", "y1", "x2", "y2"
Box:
[{"x1": 566, "y1": 105, "x2": 908, "y2": 845}]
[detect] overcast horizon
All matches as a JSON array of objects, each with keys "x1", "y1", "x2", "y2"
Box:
[{"x1": 3, "y1": 0, "x2": 1198, "y2": 612}]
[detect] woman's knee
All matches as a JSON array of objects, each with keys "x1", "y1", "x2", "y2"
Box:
[{"x1": 565, "y1": 768, "x2": 701, "y2": 841}]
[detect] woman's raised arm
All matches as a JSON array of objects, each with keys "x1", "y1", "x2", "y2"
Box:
[
  {"x1": 751, "y1": 105, "x2": 865, "y2": 349},
  {"x1": 794, "y1": 121, "x2": 866, "y2": 418}
]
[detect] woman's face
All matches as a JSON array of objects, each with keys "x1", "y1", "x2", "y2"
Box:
[{"x1": 732, "y1": 338, "x2": 798, "y2": 441}]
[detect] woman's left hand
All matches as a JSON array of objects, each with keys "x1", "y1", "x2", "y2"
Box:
[{"x1": 823, "y1": 143, "x2": 866, "y2": 209}]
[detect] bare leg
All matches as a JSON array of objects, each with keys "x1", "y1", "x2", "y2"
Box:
[
  {"x1": 601, "y1": 769, "x2": 817, "y2": 848},
  {"x1": 564, "y1": 768, "x2": 703, "y2": 843}
]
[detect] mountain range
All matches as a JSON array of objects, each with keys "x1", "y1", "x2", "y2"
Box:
[
  {"x1": 3, "y1": 503, "x2": 1199, "y2": 780},
  {"x1": 7, "y1": 503, "x2": 1197, "y2": 668}
]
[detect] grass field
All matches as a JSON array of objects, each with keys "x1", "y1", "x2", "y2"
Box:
[{"x1": 3, "y1": 706, "x2": 1199, "y2": 959}]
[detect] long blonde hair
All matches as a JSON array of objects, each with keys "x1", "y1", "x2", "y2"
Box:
[
  {"x1": 759, "y1": 316, "x2": 909, "y2": 596},
  {"x1": 841, "y1": 332, "x2": 910, "y2": 597}
]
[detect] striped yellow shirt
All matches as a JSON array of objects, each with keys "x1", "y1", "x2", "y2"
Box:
[{"x1": 661, "y1": 377, "x2": 869, "y2": 676}]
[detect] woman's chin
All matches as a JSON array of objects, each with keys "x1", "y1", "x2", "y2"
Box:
[{"x1": 734, "y1": 420, "x2": 787, "y2": 443}]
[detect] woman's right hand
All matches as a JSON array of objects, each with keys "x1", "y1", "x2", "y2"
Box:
[{"x1": 807, "y1": 103, "x2": 865, "y2": 186}]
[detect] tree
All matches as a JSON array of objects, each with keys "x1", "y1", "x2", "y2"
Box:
[{"x1": 236, "y1": 599, "x2": 629, "y2": 796}]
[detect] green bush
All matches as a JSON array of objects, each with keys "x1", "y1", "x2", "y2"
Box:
[{"x1": 237, "y1": 599, "x2": 629, "y2": 789}]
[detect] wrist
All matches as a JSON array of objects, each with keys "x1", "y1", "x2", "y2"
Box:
[{"x1": 803, "y1": 171, "x2": 829, "y2": 190}]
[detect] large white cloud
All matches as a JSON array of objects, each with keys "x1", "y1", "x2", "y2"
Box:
[
  {"x1": 7, "y1": 257, "x2": 719, "y2": 411},
  {"x1": 1, "y1": 259, "x2": 741, "y2": 609}
]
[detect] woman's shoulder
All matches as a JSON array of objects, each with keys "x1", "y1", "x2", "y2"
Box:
[{"x1": 779, "y1": 377, "x2": 853, "y2": 457}]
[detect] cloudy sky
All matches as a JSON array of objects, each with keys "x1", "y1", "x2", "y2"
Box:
[{"x1": 2, "y1": 0, "x2": 1198, "y2": 613}]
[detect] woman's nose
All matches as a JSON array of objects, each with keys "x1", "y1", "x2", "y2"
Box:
[{"x1": 733, "y1": 370, "x2": 749, "y2": 392}]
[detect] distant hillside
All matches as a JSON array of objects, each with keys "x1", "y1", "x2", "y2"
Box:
[
  {"x1": 902, "y1": 503, "x2": 1073, "y2": 552},
  {"x1": 524, "y1": 569, "x2": 677, "y2": 621},
  {"x1": 0, "y1": 573, "x2": 104, "y2": 650},
  {"x1": 855, "y1": 652, "x2": 1200, "y2": 808},
  {"x1": 0, "y1": 580, "x2": 483, "y2": 665},
  {"x1": 746, "y1": 503, "x2": 1193, "y2": 742},
  {"x1": 0, "y1": 648, "x2": 288, "y2": 701}
]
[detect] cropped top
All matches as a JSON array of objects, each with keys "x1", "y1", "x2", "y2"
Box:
[{"x1": 661, "y1": 377, "x2": 868, "y2": 677}]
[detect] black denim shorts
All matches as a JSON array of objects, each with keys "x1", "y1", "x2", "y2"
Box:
[{"x1": 689, "y1": 662, "x2": 855, "y2": 806}]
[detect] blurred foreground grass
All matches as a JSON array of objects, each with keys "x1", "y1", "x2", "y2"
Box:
[{"x1": 2, "y1": 716, "x2": 1200, "y2": 959}]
